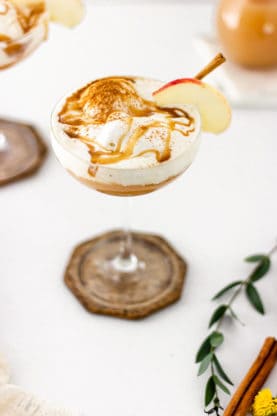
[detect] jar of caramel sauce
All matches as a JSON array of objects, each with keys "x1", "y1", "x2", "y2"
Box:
[{"x1": 217, "y1": 0, "x2": 277, "y2": 68}]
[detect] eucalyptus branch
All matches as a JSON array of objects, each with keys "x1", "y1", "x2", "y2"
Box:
[{"x1": 196, "y1": 241, "x2": 277, "y2": 416}]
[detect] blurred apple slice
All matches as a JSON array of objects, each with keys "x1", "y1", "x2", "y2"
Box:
[
  {"x1": 46, "y1": 0, "x2": 84, "y2": 27},
  {"x1": 153, "y1": 78, "x2": 231, "y2": 134},
  {"x1": 12, "y1": 0, "x2": 85, "y2": 27}
]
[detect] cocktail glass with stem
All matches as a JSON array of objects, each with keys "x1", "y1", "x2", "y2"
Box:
[{"x1": 50, "y1": 75, "x2": 204, "y2": 319}]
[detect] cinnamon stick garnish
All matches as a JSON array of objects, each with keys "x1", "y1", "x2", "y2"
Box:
[
  {"x1": 224, "y1": 337, "x2": 277, "y2": 416},
  {"x1": 195, "y1": 53, "x2": 226, "y2": 80}
]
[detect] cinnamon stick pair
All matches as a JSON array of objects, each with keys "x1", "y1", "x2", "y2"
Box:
[{"x1": 224, "y1": 337, "x2": 277, "y2": 416}]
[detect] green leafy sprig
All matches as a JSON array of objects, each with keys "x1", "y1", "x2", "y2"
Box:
[{"x1": 196, "y1": 243, "x2": 277, "y2": 416}]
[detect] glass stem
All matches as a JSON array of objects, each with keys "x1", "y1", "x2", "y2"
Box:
[
  {"x1": 110, "y1": 197, "x2": 140, "y2": 274},
  {"x1": 0, "y1": 131, "x2": 9, "y2": 152},
  {"x1": 120, "y1": 197, "x2": 133, "y2": 260}
]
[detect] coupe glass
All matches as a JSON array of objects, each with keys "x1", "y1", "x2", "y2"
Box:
[
  {"x1": 0, "y1": 6, "x2": 48, "y2": 176},
  {"x1": 51, "y1": 83, "x2": 201, "y2": 318}
]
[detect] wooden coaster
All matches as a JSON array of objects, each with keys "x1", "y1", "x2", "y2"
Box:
[
  {"x1": 0, "y1": 118, "x2": 47, "y2": 186},
  {"x1": 65, "y1": 230, "x2": 187, "y2": 319}
]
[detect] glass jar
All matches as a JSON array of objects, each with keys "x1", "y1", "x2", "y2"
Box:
[{"x1": 217, "y1": 0, "x2": 277, "y2": 68}]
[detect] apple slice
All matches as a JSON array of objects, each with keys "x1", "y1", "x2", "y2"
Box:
[
  {"x1": 46, "y1": 0, "x2": 84, "y2": 27},
  {"x1": 153, "y1": 78, "x2": 231, "y2": 134},
  {"x1": 12, "y1": 0, "x2": 85, "y2": 27}
]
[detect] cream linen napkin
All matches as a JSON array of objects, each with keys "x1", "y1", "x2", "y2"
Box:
[
  {"x1": 0, "y1": 354, "x2": 10, "y2": 386},
  {"x1": 0, "y1": 353, "x2": 79, "y2": 416},
  {"x1": 194, "y1": 35, "x2": 277, "y2": 109}
]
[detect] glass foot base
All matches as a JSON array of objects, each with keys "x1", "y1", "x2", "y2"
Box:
[
  {"x1": 65, "y1": 230, "x2": 187, "y2": 319},
  {"x1": 0, "y1": 119, "x2": 46, "y2": 186}
]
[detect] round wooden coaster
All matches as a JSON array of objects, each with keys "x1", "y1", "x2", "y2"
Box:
[
  {"x1": 64, "y1": 230, "x2": 187, "y2": 319},
  {"x1": 0, "y1": 118, "x2": 47, "y2": 186}
]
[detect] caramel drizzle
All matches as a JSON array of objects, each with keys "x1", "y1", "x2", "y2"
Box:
[
  {"x1": 59, "y1": 77, "x2": 196, "y2": 167},
  {"x1": 20, "y1": 2, "x2": 46, "y2": 33},
  {"x1": 0, "y1": 33, "x2": 11, "y2": 42}
]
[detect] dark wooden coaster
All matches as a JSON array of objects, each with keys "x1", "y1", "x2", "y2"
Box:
[
  {"x1": 64, "y1": 230, "x2": 187, "y2": 319},
  {"x1": 0, "y1": 118, "x2": 47, "y2": 186}
]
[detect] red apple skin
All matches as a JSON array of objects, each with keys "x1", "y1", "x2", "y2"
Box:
[
  {"x1": 152, "y1": 77, "x2": 231, "y2": 134},
  {"x1": 153, "y1": 78, "x2": 203, "y2": 96}
]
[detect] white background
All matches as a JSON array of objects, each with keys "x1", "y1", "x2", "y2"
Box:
[
  {"x1": 1, "y1": 2, "x2": 277, "y2": 415},
  {"x1": 91, "y1": 1, "x2": 214, "y2": 3}
]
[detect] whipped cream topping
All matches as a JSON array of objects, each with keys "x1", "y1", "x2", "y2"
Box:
[{"x1": 52, "y1": 76, "x2": 201, "y2": 187}]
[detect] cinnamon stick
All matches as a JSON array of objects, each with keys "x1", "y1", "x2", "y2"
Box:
[
  {"x1": 236, "y1": 343, "x2": 277, "y2": 415},
  {"x1": 224, "y1": 337, "x2": 277, "y2": 416},
  {"x1": 195, "y1": 53, "x2": 226, "y2": 80}
]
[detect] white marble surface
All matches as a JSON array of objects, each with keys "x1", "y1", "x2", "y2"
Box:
[{"x1": 1, "y1": 3, "x2": 277, "y2": 415}]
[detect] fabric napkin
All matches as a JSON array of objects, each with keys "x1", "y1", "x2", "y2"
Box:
[{"x1": 0, "y1": 353, "x2": 79, "y2": 416}]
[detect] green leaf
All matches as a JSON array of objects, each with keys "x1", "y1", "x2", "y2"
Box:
[
  {"x1": 210, "y1": 332, "x2": 224, "y2": 348},
  {"x1": 198, "y1": 352, "x2": 213, "y2": 376},
  {"x1": 246, "y1": 283, "x2": 265, "y2": 315},
  {"x1": 249, "y1": 257, "x2": 271, "y2": 282},
  {"x1": 212, "y1": 281, "x2": 242, "y2": 300},
  {"x1": 209, "y1": 305, "x2": 228, "y2": 328},
  {"x1": 245, "y1": 254, "x2": 267, "y2": 263},
  {"x1": 213, "y1": 375, "x2": 230, "y2": 395},
  {"x1": 213, "y1": 354, "x2": 233, "y2": 386},
  {"x1": 205, "y1": 376, "x2": 216, "y2": 407},
  {"x1": 196, "y1": 335, "x2": 212, "y2": 363}
]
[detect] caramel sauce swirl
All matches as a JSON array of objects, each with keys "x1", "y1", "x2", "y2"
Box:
[
  {"x1": 58, "y1": 77, "x2": 196, "y2": 167},
  {"x1": 17, "y1": 2, "x2": 46, "y2": 33},
  {"x1": 0, "y1": 33, "x2": 11, "y2": 41}
]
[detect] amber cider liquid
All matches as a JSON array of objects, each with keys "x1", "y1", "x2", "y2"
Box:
[{"x1": 217, "y1": 0, "x2": 277, "y2": 68}]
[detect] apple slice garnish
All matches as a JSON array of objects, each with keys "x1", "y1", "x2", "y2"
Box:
[
  {"x1": 153, "y1": 78, "x2": 231, "y2": 134},
  {"x1": 13, "y1": 0, "x2": 85, "y2": 27},
  {"x1": 46, "y1": 0, "x2": 84, "y2": 27},
  {"x1": 153, "y1": 54, "x2": 231, "y2": 134}
]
